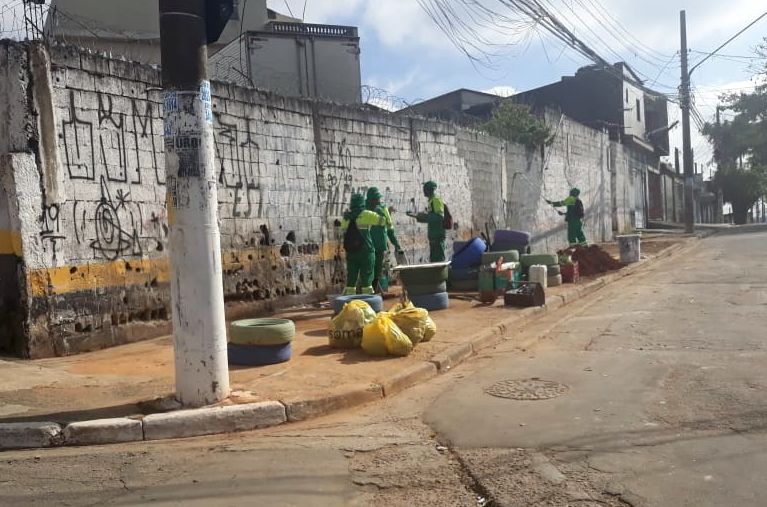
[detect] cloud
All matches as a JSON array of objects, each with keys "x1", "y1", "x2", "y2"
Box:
[{"x1": 483, "y1": 86, "x2": 517, "y2": 97}]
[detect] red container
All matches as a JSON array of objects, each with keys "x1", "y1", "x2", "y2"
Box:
[{"x1": 561, "y1": 262, "x2": 580, "y2": 283}]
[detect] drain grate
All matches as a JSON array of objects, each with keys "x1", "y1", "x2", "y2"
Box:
[{"x1": 485, "y1": 378, "x2": 568, "y2": 400}]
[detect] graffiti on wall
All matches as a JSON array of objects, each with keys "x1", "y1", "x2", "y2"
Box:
[
  {"x1": 317, "y1": 138, "x2": 356, "y2": 216},
  {"x1": 215, "y1": 116, "x2": 262, "y2": 218}
]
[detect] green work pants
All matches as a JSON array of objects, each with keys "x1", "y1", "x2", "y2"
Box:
[
  {"x1": 567, "y1": 219, "x2": 587, "y2": 246},
  {"x1": 372, "y1": 249, "x2": 385, "y2": 290},
  {"x1": 429, "y1": 238, "x2": 446, "y2": 263},
  {"x1": 345, "y1": 250, "x2": 375, "y2": 294}
]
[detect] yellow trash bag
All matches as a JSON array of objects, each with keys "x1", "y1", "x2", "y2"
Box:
[
  {"x1": 329, "y1": 300, "x2": 376, "y2": 349},
  {"x1": 391, "y1": 306, "x2": 430, "y2": 345},
  {"x1": 423, "y1": 316, "x2": 437, "y2": 342},
  {"x1": 362, "y1": 312, "x2": 414, "y2": 357},
  {"x1": 390, "y1": 300, "x2": 415, "y2": 313}
]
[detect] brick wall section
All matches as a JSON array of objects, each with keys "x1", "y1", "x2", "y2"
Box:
[{"x1": 1, "y1": 42, "x2": 658, "y2": 357}]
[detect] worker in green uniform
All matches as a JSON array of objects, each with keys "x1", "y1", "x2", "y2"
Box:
[
  {"x1": 547, "y1": 188, "x2": 587, "y2": 246},
  {"x1": 407, "y1": 181, "x2": 448, "y2": 262},
  {"x1": 341, "y1": 194, "x2": 388, "y2": 295},
  {"x1": 366, "y1": 187, "x2": 404, "y2": 292}
]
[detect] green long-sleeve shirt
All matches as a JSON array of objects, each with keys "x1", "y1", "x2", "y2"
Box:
[
  {"x1": 552, "y1": 196, "x2": 583, "y2": 223},
  {"x1": 370, "y1": 204, "x2": 401, "y2": 252},
  {"x1": 416, "y1": 196, "x2": 446, "y2": 240},
  {"x1": 341, "y1": 209, "x2": 387, "y2": 253}
]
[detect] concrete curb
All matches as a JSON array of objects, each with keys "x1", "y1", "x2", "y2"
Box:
[
  {"x1": 381, "y1": 362, "x2": 438, "y2": 397},
  {"x1": 0, "y1": 237, "x2": 701, "y2": 451},
  {"x1": 0, "y1": 422, "x2": 62, "y2": 450},
  {"x1": 143, "y1": 401, "x2": 287, "y2": 440},
  {"x1": 63, "y1": 418, "x2": 143, "y2": 446},
  {"x1": 281, "y1": 384, "x2": 383, "y2": 423}
]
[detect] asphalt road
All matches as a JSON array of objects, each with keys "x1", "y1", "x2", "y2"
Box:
[{"x1": 1, "y1": 227, "x2": 765, "y2": 506}]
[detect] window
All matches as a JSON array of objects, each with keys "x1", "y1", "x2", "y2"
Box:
[
  {"x1": 625, "y1": 89, "x2": 629, "y2": 103},
  {"x1": 636, "y1": 98, "x2": 641, "y2": 121}
]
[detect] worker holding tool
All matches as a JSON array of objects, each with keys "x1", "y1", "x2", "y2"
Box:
[
  {"x1": 366, "y1": 187, "x2": 404, "y2": 292},
  {"x1": 547, "y1": 187, "x2": 588, "y2": 246},
  {"x1": 406, "y1": 181, "x2": 451, "y2": 262},
  {"x1": 341, "y1": 194, "x2": 388, "y2": 295}
]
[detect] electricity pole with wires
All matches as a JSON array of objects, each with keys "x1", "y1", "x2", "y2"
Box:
[
  {"x1": 679, "y1": 10, "x2": 695, "y2": 233},
  {"x1": 159, "y1": 0, "x2": 233, "y2": 407},
  {"x1": 678, "y1": 9, "x2": 767, "y2": 233}
]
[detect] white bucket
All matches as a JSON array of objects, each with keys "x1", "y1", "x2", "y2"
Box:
[
  {"x1": 529, "y1": 265, "x2": 548, "y2": 289},
  {"x1": 617, "y1": 234, "x2": 641, "y2": 264}
]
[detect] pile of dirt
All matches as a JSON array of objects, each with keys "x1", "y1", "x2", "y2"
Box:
[{"x1": 560, "y1": 245, "x2": 624, "y2": 277}]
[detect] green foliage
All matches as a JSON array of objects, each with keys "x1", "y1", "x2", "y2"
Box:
[
  {"x1": 713, "y1": 165, "x2": 767, "y2": 224},
  {"x1": 702, "y1": 39, "x2": 767, "y2": 223},
  {"x1": 481, "y1": 101, "x2": 553, "y2": 148}
]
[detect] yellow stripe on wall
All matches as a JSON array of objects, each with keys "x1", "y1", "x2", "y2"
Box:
[
  {"x1": 26, "y1": 240, "x2": 346, "y2": 298},
  {"x1": 0, "y1": 230, "x2": 22, "y2": 256}
]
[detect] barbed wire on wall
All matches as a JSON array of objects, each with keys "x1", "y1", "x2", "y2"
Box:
[
  {"x1": 360, "y1": 85, "x2": 423, "y2": 112},
  {"x1": 0, "y1": 0, "x2": 51, "y2": 42}
]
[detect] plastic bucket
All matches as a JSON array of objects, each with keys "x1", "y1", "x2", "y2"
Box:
[
  {"x1": 617, "y1": 235, "x2": 641, "y2": 264},
  {"x1": 529, "y1": 265, "x2": 548, "y2": 289}
]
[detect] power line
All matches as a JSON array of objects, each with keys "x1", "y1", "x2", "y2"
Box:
[{"x1": 689, "y1": 10, "x2": 767, "y2": 76}]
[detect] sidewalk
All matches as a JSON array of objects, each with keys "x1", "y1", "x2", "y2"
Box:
[{"x1": 0, "y1": 233, "x2": 702, "y2": 445}]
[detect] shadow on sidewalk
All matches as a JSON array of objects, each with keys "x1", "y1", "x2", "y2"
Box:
[{"x1": 0, "y1": 401, "x2": 151, "y2": 425}]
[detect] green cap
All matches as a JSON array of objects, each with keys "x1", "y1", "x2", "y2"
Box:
[
  {"x1": 570, "y1": 187, "x2": 581, "y2": 197},
  {"x1": 366, "y1": 187, "x2": 382, "y2": 200},
  {"x1": 350, "y1": 193, "x2": 365, "y2": 210},
  {"x1": 423, "y1": 181, "x2": 438, "y2": 191}
]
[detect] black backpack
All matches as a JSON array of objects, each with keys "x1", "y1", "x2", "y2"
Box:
[
  {"x1": 443, "y1": 204, "x2": 454, "y2": 229},
  {"x1": 344, "y1": 218, "x2": 364, "y2": 252},
  {"x1": 574, "y1": 199, "x2": 585, "y2": 219}
]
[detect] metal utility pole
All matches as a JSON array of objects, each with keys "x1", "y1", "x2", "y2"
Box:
[
  {"x1": 159, "y1": 0, "x2": 230, "y2": 407},
  {"x1": 679, "y1": 10, "x2": 695, "y2": 233}
]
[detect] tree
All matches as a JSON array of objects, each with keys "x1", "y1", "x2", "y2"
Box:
[
  {"x1": 481, "y1": 101, "x2": 553, "y2": 148},
  {"x1": 712, "y1": 165, "x2": 766, "y2": 224},
  {"x1": 702, "y1": 38, "x2": 767, "y2": 224}
]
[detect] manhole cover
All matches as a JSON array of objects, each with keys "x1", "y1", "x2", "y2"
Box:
[{"x1": 485, "y1": 378, "x2": 568, "y2": 400}]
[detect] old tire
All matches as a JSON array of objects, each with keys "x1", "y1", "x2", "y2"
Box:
[
  {"x1": 449, "y1": 278, "x2": 478, "y2": 291},
  {"x1": 228, "y1": 342, "x2": 292, "y2": 366},
  {"x1": 399, "y1": 265, "x2": 449, "y2": 285},
  {"x1": 333, "y1": 294, "x2": 384, "y2": 315},
  {"x1": 410, "y1": 291, "x2": 450, "y2": 311},
  {"x1": 493, "y1": 229, "x2": 531, "y2": 245},
  {"x1": 230, "y1": 318, "x2": 296, "y2": 346},
  {"x1": 449, "y1": 267, "x2": 479, "y2": 282},
  {"x1": 491, "y1": 240, "x2": 531, "y2": 254},
  {"x1": 481, "y1": 250, "x2": 520, "y2": 265},
  {"x1": 520, "y1": 253, "x2": 559, "y2": 269},
  {"x1": 405, "y1": 281, "x2": 447, "y2": 296},
  {"x1": 547, "y1": 264, "x2": 561, "y2": 276},
  {"x1": 548, "y1": 274, "x2": 563, "y2": 287}
]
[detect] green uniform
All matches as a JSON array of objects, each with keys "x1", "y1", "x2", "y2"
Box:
[
  {"x1": 369, "y1": 204, "x2": 401, "y2": 290},
  {"x1": 341, "y1": 209, "x2": 387, "y2": 295},
  {"x1": 416, "y1": 196, "x2": 446, "y2": 262},
  {"x1": 553, "y1": 195, "x2": 587, "y2": 246}
]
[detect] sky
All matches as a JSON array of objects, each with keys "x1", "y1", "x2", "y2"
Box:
[
  {"x1": 270, "y1": 0, "x2": 766, "y2": 174},
  {"x1": 1, "y1": 0, "x2": 765, "y2": 174}
]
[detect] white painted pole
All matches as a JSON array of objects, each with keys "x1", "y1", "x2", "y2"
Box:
[{"x1": 160, "y1": 0, "x2": 229, "y2": 407}]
